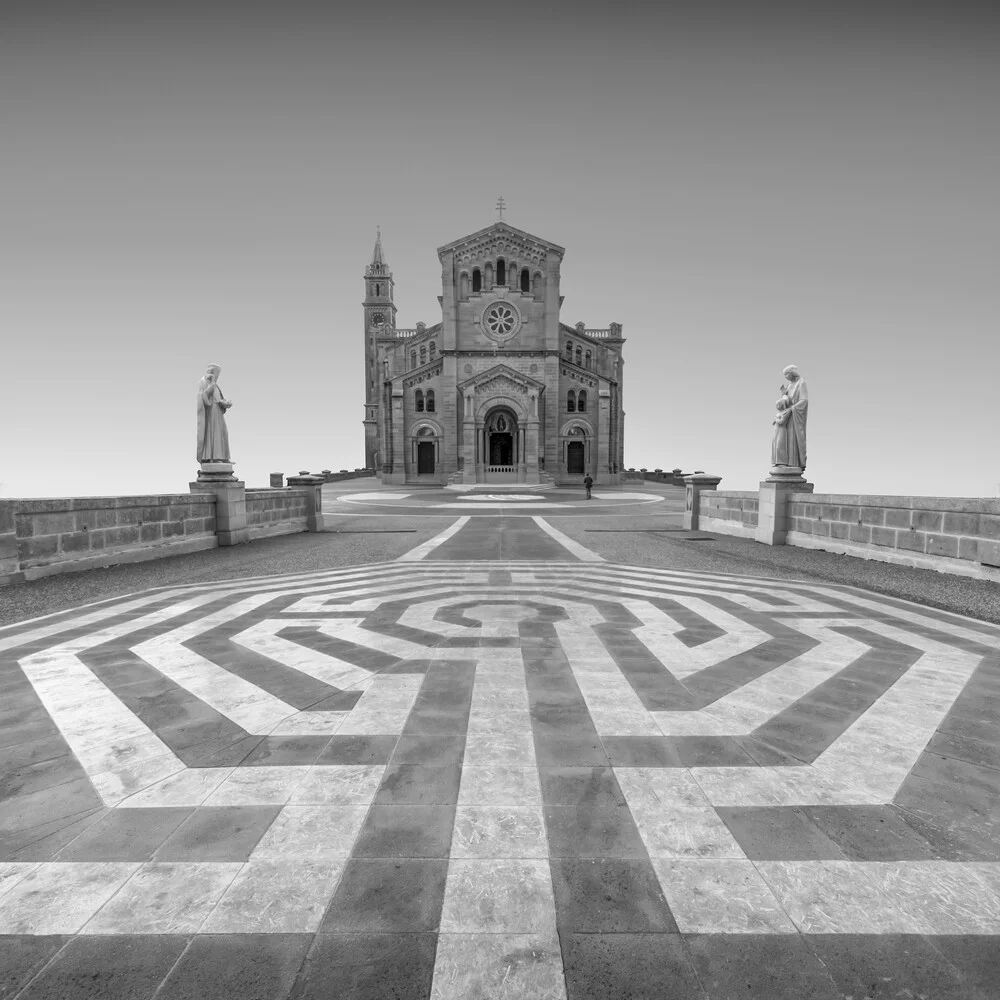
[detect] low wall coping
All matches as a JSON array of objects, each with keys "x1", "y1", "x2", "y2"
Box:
[
  {"x1": 789, "y1": 493, "x2": 1000, "y2": 513},
  {"x1": 707, "y1": 491, "x2": 759, "y2": 500},
  {"x1": 8, "y1": 494, "x2": 218, "y2": 514}
]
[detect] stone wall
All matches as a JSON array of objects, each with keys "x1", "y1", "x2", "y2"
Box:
[
  {"x1": 698, "y1": 491, "x2": 759, "y2": 538},
  {"x1": 785, "y1": 494, "x2": 1000, "y2": 581},
  {"x1": 0, "y1": 495, "x2": 217, "y2": 584},
  {"x1": 246, "y1": 490, "x2": 310, "y2": 539},
  {"x1": 0, "y1": 476, "x2": 337, "y2": 586}
]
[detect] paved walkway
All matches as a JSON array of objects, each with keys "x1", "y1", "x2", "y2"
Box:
[{"x1": 2, "y1": 489, "x2": 999, "y2": 998}]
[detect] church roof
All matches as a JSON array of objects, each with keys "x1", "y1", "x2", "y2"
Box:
[{"x1": 437, "y1": 221, "x2": 565, "y2": 258}]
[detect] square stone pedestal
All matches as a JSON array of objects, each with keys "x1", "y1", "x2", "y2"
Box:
[
  {"x1": 190, "y1": 464, "x2": 248, "y2": 546},
  {"x1": 683, "y1": 474, "x2": 722, "y2": 530},
  {"x1": 756, "y1": 469, "x2": 814, "y2": 546}
]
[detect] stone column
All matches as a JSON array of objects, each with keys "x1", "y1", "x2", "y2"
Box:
[
  {"x1": 286, "y1": 474, "x2": 326, "y2": 532},
  {"x1": 683, "y1": 474, "x2": 722, "y2": 530},
  {"x1": 756, "y1": 469, "x2": 814, "y2": 545}
]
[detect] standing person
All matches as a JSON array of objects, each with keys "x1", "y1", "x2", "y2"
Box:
[{"x1": 583, "y1": 473, "x2": 594, "y2": 499}]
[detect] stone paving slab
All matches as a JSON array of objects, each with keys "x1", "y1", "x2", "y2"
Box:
[{"x1": 1, "y1": 512, "x2": 999, "y2": 997}]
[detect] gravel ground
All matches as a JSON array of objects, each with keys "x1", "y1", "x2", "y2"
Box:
[{"x1": 550, "y1": 513, "x2": 1000, "y2": 625}]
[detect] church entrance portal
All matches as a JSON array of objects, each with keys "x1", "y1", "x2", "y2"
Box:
[
  {"x1": 417, "y1": 441, "x2": 435, "y2": 474},
  {"x1": 489, "y1": 433, "x2": 513, "y2": 466},
  {"x1": 483, "y1": 408, "x2": 519, "y2": 482},
  {"x1": 567, "y1": 440, "x2": 585, "y2": 475}
]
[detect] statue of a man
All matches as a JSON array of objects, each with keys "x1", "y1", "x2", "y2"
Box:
[
  {"x1": 196, "y1": 364, "x2": 233, "y2": 463},
  {"x1": 771, "y1": 364, "x2": 807, "y2": 471}
]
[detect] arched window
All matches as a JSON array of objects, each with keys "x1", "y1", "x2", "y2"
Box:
[
  {"x1": 410, "y1": 351, "x2": 417, "y2": 369},
  {"x1": 415, "y1": 389, "x2": 424, "y2": 412},
  {"x1": 585, "y1": 351, "x2": 592, "y2": 369},
  {"x1": 460, "y1": 273, "x2": 469, "y2": 299},
  {"x1": 575, "y1": 347, "x2": 583, "y2": 367},
  {"x1": 565, "y1": 341, "x2": 573, "y2": 359},
  {"x1": 484, "y1": 262, "x2": 493, "y2": 289},
  {"x1": 567, "y1": 390, "x2": 576, "y2": 413},
  {"x1": 520, "y1": 268, "x2": 530, "y2": 293},
  {"x1": 426, "y1": 390, "x2": 435, "y2": 412},
  {"x1": 472, "y1": 268, "x2": 482, "y2": 293},
  {"x1": 420, "y1": 346, "x2": 426, "y2": 365},
  {"x1": 429, "y1": 341, "x2": 436, "y2": 359},
  {"x1": 533, "y1": 272, "x2": 542, "y2": 297},
  {"x1": 577, "y1": 390, "x2": 587, "y2": 413},
  {"x1": 497, "y1": 258, "x2": 506, "y2": 286}
]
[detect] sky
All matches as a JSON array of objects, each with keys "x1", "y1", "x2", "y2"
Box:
[{"x1": 2, "y1": 0, "x2": 998, "y2": 499}]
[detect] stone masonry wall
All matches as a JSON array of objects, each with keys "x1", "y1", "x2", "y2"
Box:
[
  {"x1": 786, "y1": 493, "x2": 1000, "y2": 581},
  {"x1": 245, "y1": 490, "x2": 310, "y2": 539},
  {"x1": 698, "y1": 491, "x2": 759, "y2": 538},
  {"x1": 1, "y1": 495, "x2": 218, "y2": 584}
]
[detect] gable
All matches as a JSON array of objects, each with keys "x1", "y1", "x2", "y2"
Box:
[{"x1": 438, "y1": 222, "x2": 564, "y2": 269}]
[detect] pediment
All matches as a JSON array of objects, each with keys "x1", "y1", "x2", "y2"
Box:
[
  {"x1": 438, "y1": 222, "x2": 564, "y2": 267},
  {"x1": 457, "y1": 364, "x2": 545, "y2": 395}
]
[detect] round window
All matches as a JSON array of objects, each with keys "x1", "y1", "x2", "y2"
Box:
[{"x1": 481, "y1": 300, "x2": 522, "y2": 343}]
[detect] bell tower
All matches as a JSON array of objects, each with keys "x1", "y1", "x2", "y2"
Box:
[{"x1": 362, "y1": 229, "x2": 397, "y2": 469}]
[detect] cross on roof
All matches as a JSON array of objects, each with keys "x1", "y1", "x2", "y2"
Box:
[{"x1": 495, "y1": 196, "x2": 506, "y2": 220}]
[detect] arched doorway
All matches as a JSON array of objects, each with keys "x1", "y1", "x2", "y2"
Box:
[
  {"x1": 484, "y1": 407, "x2": 519, "y2": 482},
  {"x1": 562, "y1": 422, "x2": 590, "y2": 480},
  {"x1": 410, "y1": 423, "x2": 440, "y2": 480}
]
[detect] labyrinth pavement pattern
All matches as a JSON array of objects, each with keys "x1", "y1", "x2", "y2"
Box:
[{"x1": 2, "y1": 556, "x2": 1000, "y2": 998}]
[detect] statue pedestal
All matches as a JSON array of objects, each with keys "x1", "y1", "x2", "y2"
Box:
[
  {"x1": 190, "y1": 464, "x2": 248, "y2": 546},
  {"x1": 756, "y1": 470, "x2": 813, "y2": 546},
  {"x1": 191, "y1": 462, "x2": 239, "y2": 488}
]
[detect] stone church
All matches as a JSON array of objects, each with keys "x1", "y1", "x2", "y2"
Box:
[{"x1": 362, "y1": 221, "x2": 625, "y2": 485}]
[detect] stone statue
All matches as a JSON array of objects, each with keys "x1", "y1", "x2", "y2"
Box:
[
  {"x1": 380, "y1": 349, "x2": 389, "y2": 380},
  {"x1": 770, "y1": 364, "x2": 807, "y2": 471},
  {"x1": 196, "y1": 364, "x2": 233, "y2": 463}
]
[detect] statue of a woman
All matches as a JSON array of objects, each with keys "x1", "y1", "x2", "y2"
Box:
[
  {"x1": 196, "y1": 364, "x2": 233, "y2": 463},
  {"x1": 770, "y1": 364, "x2": 807, "y2": 471}
]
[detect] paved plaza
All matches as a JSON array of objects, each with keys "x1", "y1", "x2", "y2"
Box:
[{"x1": 2, "y1": 486, "x2": 999, "y2": 998}]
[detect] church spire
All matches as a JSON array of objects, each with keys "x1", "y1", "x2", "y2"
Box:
[{"x1": 367, "y1": 226, "x2": 389, "y2": 277}]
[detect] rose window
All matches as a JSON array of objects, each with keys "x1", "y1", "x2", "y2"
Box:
[{"x1": 485, "y1": 304, "x2": 516, "y2": 336}]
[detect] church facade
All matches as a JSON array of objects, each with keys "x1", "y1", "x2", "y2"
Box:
[{"x1": 362, "y1": 221, "x2": 625, "y2": 486}]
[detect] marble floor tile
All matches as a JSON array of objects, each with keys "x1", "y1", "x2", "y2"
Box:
[
  {"x1": 755, "y1": 859, "x2": 921, "y2": 933},
  {"x1": 201, "y1": 765, "x2": 309, "y2": 806},
  {"x1": 287, "y1": 764, "x2": 385, "y2": 805},
  {"x1": 860, "y1": 860, "x2": 1000, "y2": 933},
  {"x1": 652, "y1": 858, "x2": 797, "y2": 933},
  {"x1": 0, "y1": 861, "x2": 138, "y2": 933},
  {"x1": 200, "y1": 858, "x2": 345, "y2": 932},
  {"x1": 457, "y1": 765, "x2": 542, "y2": 806},
  {"x1": 250, "y1": 805, "x2": 370, "y2": 859},
  {"x1": 463, "y1": 731, "x2": 536, "y2": 766},
  {"x1": 439, "y1": 858, "x2": 557, "y2": 934},
  {"x1": 0, "y1": 861, "x2": 39, "y2": 899},
  {"x1": 81, "y1": 860, "x2": 241, "y2": 934},
  {"x1": 430, "y1": 933, "x2": 566, "y2": 1000},
  {"x1": 450, "y1": 805, "x2": 548, "y2": 858},
  {"x1": 616, "y1": 767, "x2": 746, "y2": 859}
]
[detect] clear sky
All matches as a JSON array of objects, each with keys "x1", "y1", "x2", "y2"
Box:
[{"x1": 2, "y1": 1, "x2": 998, "y2": 499}]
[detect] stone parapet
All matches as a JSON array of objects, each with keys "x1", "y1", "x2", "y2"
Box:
[
  {"x1": 785, "y1": 492, "x2": 1000, "y2": 580},
  {"x1": 4, "y1": 493, "x2": 218, "y2": 582}
]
